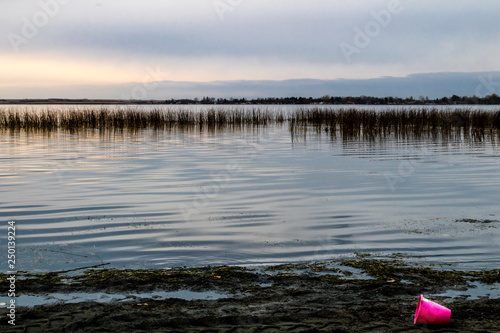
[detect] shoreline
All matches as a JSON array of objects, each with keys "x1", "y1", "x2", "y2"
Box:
[{"x1": 1, "y1": 258, "x2": 499, "y2": 332}]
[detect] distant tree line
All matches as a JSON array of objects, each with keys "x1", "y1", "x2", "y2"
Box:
[
  {"x1": 166, "y1": 94, "x2": 500, "y2": 105},
  {"x1": 2, "y1": 94, "x2": 500, "y2": 105}
]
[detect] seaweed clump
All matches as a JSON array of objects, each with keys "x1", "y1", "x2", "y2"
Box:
[{"x1": 340, "y1": 259, "x2": 467, "y2": 287}]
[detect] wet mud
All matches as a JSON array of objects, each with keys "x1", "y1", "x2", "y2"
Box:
[{"x1": 1, "y1": 258, "x2": 499, "y2": 332}]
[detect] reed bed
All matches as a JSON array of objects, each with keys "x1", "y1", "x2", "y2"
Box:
[
  {"x1": 0, "y1": 107, "x2": 283, "y2": 132},
  {"x1": 290, "y1": 107, "x2": 500, "y2": 141},
  {"x1": 1, "y1": 107, "x2": 499, "y2": 141}
]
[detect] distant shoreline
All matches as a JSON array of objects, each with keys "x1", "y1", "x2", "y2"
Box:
[
  {"x1": 1, "y1": 93, "x2": 500, "y2": 106},
  {"x1": 0, "y1": 100, "x2": 154, "y2": 105}
]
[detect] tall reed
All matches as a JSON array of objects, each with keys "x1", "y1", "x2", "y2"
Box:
[
  {"x1": 1, "y1": 107, "x2": 499, "y2": 141},
  {"x1": 289, "y1": 108, "x2": 500, "y2": 141}
]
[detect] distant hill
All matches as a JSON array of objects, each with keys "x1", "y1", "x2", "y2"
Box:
[{"x1": 1, "y1": 72, "x2": 500, "y2": 100}]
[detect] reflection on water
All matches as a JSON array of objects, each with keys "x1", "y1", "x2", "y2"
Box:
[
  {"x1": 0, "y1": 107, "x2": 499, "y2": 273},
  {"x1": 1, "y1": 290, "x2": 228, "y2": 308}
]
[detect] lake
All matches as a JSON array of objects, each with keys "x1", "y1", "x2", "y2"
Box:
[{"x1": 1, "y1": 105, "x2": 499, "y2": 273}]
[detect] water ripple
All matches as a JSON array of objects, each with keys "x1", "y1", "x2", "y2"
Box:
[{"x1": 1, "y1": 114, "x2": 499, "y2": 272}]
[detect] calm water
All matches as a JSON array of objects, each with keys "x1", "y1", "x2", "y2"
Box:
[{"x1": 1, "y1": 105, "x2": 499, "y2": 273}]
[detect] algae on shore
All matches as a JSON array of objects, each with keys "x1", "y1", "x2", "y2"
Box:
[
  {"x1": 1, "y1": 258, "x2": 499, "y2": 332},
  {"x1": 2, "y1": 258, "x2": 499, "y2": 295}
]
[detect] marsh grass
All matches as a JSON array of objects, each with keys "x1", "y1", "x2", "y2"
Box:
[
  {"x1": 290, "y1": 107, "x2": 500, "y2": 142},
  {"x1": 0, "y1": 107, "x2": 283, "y2": 133},
  {"x1": 1, "y1": 107, "x2": 499, "y2": 141}
]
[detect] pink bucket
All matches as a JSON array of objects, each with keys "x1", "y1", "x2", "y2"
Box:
[{"x1": 414, "y1": 295, "x2": 451, "y2": 325}]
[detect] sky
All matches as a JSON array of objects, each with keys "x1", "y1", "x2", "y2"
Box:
[{"x1": 1, "y1": 0, "x2": 500, "y2": 99}]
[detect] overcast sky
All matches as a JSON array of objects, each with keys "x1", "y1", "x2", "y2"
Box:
[{"x1": 1, "y1": 0, "x2": 500, "y2": 99}]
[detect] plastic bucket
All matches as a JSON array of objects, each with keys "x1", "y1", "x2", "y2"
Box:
[{"x1": 414, "y1": 295, "x2": 451, "y2": 325}]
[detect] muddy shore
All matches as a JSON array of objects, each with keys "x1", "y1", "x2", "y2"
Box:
[{"x1": 1, "y1": 258, "x2": 499, "y2": 332}]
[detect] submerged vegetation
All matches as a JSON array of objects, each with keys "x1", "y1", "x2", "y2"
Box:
[
  {"x1": 1, "y1": 107, "x2": 499, "y2": 141},
  {"x1": 1, "y1": 259, "x2": 499, "y2": 294}
]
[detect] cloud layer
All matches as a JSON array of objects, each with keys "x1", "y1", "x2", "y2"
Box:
[{"x1": 1, "y1": 0, "x2": 500, "y2": 97}]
